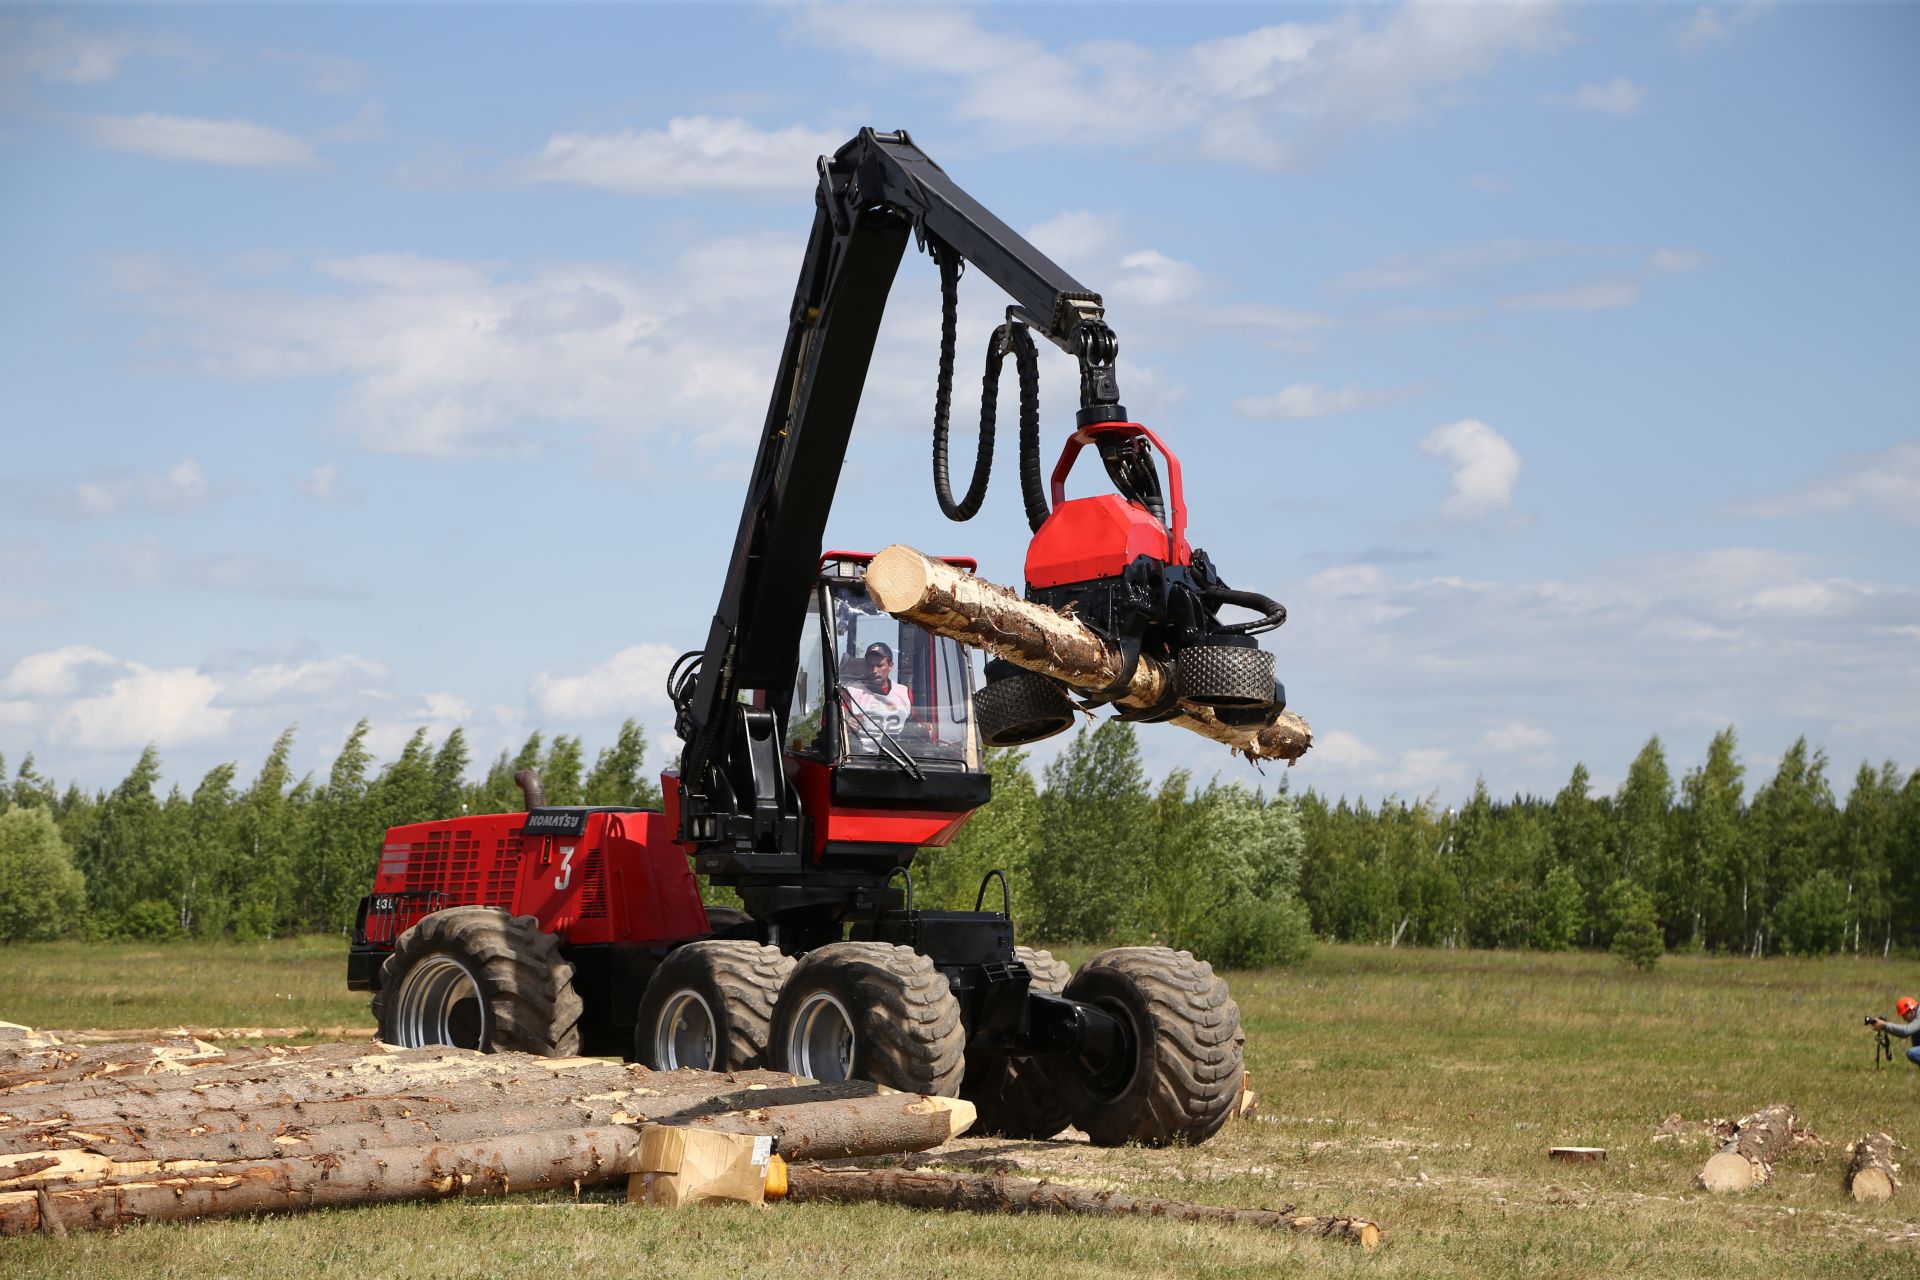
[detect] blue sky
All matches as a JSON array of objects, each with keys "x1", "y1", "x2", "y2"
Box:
[{"x1": 1, "y1": 1, "x2": 1915, "y2": 806}]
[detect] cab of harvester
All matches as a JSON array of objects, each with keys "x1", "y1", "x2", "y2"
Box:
[{"x1": 667, "y1": 553, "x2": 990, "y2": 928}]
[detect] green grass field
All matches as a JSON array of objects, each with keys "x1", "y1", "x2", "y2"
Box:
[{"x1": 2, "y1": 939, "x2": 1915, "y2": 1278}]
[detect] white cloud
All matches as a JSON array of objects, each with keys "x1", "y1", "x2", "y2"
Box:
[
  {"x1": 297, "y1": 462, "x2": 354, "y2": 503},
  {"x1": 1211, "y1": 302, "x2": 1334, "y2": 335},
  {"x1": 1727, "y1": 442, "x2": 1920, "y2": 527},
  {"x1": 1482, "y1": 721, "x2": 1554, "y2": 753},
  {"x1": 1420, "y1": 419, "x2": 1521, "y2": 519},
  {"x1": 530, "y1": 643, "x2": 680, "y2": 721},
  {"x1": 1337, "y1": 240, "x2": 1587, "y2": 292},
  {"x1": 792, "y1": 2, "x2": 1567, "y2": 170},
  {"x1": 213, "y1": 656, "x2": 388, "y2": 708},
  {"x1": 523, "y1": 116, "x2": 842, "y2": 195},
  {"x1": 0, "y1": 592, "x2": 56, "y2": 623},
  {"x1": 1110, "y1": 250, "x2": 1208, "y2": 308},
  {"x1": 73, "y1": 457, "x2": 214, "y2": 517},
  {"x1": 1283, "y1": 547, "x2": 1920, "y2": 728},
  {"x1": 0, "y1": 18, "x2": 204, "y2": 88},
  {"x1": 1674, "y1": 3, "x2": 1769, "y2": 53},
  {"x1": 1648, "y1": 248, "x2": 1710, "y2": 275},
  {"x1": 1027, "y1": 210, "x2": 1125, "y2": 267},
  {"x1": 58, "y1": 663, "x2": 232, "y2": 751},
  {"x1": 1234, "y1": 382, "x2": 1411, "y2": 422},
  {"x1": 103, "y1": 239, "x2": 799, "y2": 457},
  {"x1": 1674, "y1": 6, "x2": 1730, "y2": 51},
  {"x1": 1552, "y1": 78, "x2": 1648, "y2": 117},
  {"x1": 1314, "y1": 729, "x2": 1386, "y2": 768},
  {"x1": 1498, "y1": 278, "x2": 1641, "y2": 312},
  {"x1": 0, "y1": 644, "x2": 422, "y2": 763},
  {"x1": 79, "y1": 112, "x2": 319, "y2": 168},
  {"x1": 1, "y1": 646, "x2": 117, "y2": 698}
]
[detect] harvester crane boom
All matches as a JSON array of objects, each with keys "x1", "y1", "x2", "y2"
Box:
[{"x1": 673, "y1": 128, "x2": 1125, "y2": 853}]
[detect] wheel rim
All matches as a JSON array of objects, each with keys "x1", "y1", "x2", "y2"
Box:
[
  {"x1": 392, "y1": 953, "x2": 486, "y2": 1049},
  {"x1": 653, "y1": 990, "x2": 718, "y2": 1070},
  {"x1": 786, "y1": 991, "x2": 855, "y2": 1082},
  {"x1": 1077, "y1": 995, "x2": 1144, "y2": 1101}
]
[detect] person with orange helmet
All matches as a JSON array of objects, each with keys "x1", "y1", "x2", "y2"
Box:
[{"x1": 1868, "y1": 996, "x2": 1920, "y2": 1068}]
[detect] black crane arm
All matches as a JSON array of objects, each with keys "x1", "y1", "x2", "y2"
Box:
[{"x1": 673, "y1": 128, "x2": 1126, "y2": 849}]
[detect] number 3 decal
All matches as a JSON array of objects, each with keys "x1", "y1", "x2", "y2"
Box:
[{"x1": 553, "y1": 846, "x2": 576, "y2": 892}]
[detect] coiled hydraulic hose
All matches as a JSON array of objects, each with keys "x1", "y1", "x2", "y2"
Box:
[{"x1": 929, "y1": 248, "x2": 1051, "y2": 533}]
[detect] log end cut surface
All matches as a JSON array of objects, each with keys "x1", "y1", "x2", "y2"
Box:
[
  {"x1": 1850, "y1": 1168, "x2": 1895, "y2": 1203},
  {"x1": 1548, "y1": 1147, "x2": 1606, "y2": 1163},
  {"x1": 1699, "y1": 1151, "x2": 1757, "y2": 1193}
]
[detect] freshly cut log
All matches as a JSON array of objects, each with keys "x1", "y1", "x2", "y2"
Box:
[
  {"x1": 674, "y1": 1093, "x2": 975, "y2": 1159},
  {"x1": 1548, "y1": 1147, "x2": 1606, "y2": 1163},
  {"x1": 1698, "y1": 1103, "x2": 1797, "y2": 1193},
  {"x1": 1844, "y1": 1131, "x2": 1901, "y2": 1203},
  {"x1": 1, "y1": 1125, "x2": 641, "y2": 1235},
  {"x1": 35, "y1": 1026, "x2": 376, "y2": 1045},
  {"x1": 5, "y1": 1091, "x2": 965, "y2": 1175},
  {"x1": 781, "y1": 1164, "x2": 1380, "y2": 1248},
  {"x1": 862, "y1": 545, "x2": 1311, "y2": 763}
]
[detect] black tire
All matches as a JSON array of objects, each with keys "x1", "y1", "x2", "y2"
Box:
[
  {"x1": 768, "y1": 942, "x2": 965, "y2": 1096},
  {"x1": 702, "y1": 905, "x2": 751, "y2": 931},
  {"x1": 973, "y1": 671, "x2": 1076, "y2": 747},
  {"x1": 372, "y1": 906, "x2": 583, "y2": 1057},
  {"x1": 1176, "y1": 645, "x2": 1276, "y2": 709},
  {"x1": 1047, "y1": 946, "x2": 1242, "y2": 1148},
  {"x1": 963, "y1": 947, "x2": 1073, "y2": 1139},
  {"x1": 635, "y1": 940, "x2": 794, "y2": 1071}
]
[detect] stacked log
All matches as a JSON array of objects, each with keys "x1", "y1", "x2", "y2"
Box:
[
  {"x1": 1, "y1": 1027, "x2": 1382, "y2": 1242},
  {"x1": 862, "y1": 545, "x2": 1311, "y2": 763},
  {"x1": 0, "y1": 1031, "x2": 968, "y2": 1236}
]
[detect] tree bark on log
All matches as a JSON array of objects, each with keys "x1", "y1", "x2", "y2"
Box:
[
  {"x1": 32, "y1": 1026, "x2": 377, "y2": 1045},
  {"x1": 673, "y1": 1094, "x2": 974, "y2": 1160},
  {"x1": 1698, "y1": 1103, "x2": 1797, "y2": 1192},
  {"x1": 1844, "y1": 1131, "x2": 1900, "y2": 1203},
  {"x1": 781, "y1": 1165, "x2": 1380, "y2": 1248},
  {"x1": 0, "y1": 1125, "x2": 641, "y2": 1235},
  {"x1": 863, "y1": 545, "x2": 1311, "y2": 763}
]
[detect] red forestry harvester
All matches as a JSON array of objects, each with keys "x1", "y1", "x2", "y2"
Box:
[{"x1": 348, "y1": 129, "x2": 1287, "y2": 1147}]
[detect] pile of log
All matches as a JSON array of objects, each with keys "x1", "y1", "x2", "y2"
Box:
[
  {"x1": 0, "y1": 1025, "x2": 1381, "y2": 1246},
  {"x1": 0, "y1": 1024, "x2": 970, "y2": 1235}
]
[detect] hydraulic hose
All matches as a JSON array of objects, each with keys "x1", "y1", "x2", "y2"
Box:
[
  {"x1": 930, "y1": 247, "x2": 1051, "y2": 533},
  {"x1": 1202, "y1": 585, "x2": 1288, "y2": 635}
]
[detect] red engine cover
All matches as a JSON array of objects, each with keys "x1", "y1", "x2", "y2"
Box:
[
  {"x1": 368, "y1": 809, "x2": 708, "y2": 947},
  {"x1": 1025, "y1": 494, "x2": 1188, "y2": 588}
]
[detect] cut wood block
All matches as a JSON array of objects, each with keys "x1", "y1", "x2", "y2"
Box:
[
  {"x1": 1845, "y1": 1131, "x2": 1901, "y2": 1204},
  {"x1": 1548, "y1": 1147, "x2": 1606, "y2": 1164},
  {"x1": 1698, "y1": 1103, "x2": 1796, "y2": 1194},
  {"x1": 629, "y1": 1125, "x2": 773, "y2": 1208}
]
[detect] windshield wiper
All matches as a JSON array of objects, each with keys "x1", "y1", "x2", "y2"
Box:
[{"x1": 838, "y1": 691, "x2": 925, "y2": 780}]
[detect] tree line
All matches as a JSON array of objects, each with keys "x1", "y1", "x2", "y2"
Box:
[
  {"x1": 0, "y1": 722, "x2": 657, "y2": 944},
  {"x1": 1, "y1": 720, "x2": 1912, "y2": 964},
  {"x1": 1295, "y1": 731, "x2": 1919, "y2": 959}
]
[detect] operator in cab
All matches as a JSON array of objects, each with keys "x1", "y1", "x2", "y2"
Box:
[{"x1": 843, "y1": 641, "x2": 913, "y2": 752}]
